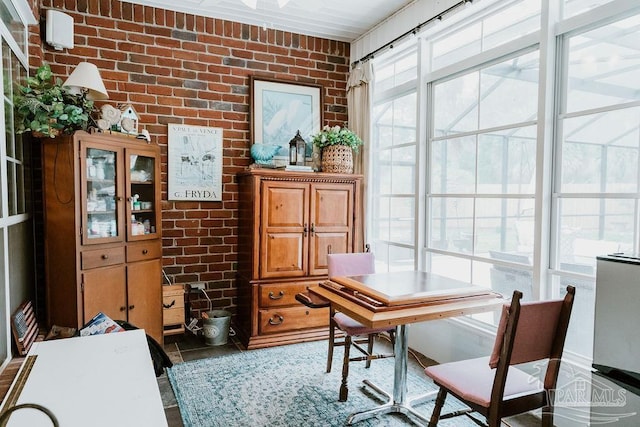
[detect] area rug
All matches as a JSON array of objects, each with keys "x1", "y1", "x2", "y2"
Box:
[{"x1": 167, "y1": 339, "x2": 479, "y2": 427}]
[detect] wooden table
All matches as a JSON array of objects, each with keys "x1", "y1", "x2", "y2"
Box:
[
  {"x1": 310, "y1": 271, "x2": 504, "y2": 425},
  {"x1": 0, "y1": 330, "x2": 168, "y2": 427}
]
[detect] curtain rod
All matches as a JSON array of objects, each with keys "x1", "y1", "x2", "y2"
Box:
[{"x1": 351, "y1": 0, "x2": 473, "y2": 68}]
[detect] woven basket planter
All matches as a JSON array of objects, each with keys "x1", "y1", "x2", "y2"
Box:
[{"x1": 321, "y1": 145, "x2": 354, "y2": 174}]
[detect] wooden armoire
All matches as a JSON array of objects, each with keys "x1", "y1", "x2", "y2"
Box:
[
  {"x1": 237, "y1": 169, "x2": 363, "y2": 349},
  {"x1": 41, "y1": 131, "x2": 163, "y2": 344}
]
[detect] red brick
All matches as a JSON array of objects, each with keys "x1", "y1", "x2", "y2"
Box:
[{"x1": 35, "y1": 0, "x2": 350, "y2": 313}]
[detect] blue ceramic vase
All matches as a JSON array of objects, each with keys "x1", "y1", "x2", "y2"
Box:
[{"x1": 251, "y1": 144, "x2": 281, "y2": 166}]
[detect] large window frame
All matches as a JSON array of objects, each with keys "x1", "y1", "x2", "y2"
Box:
[
  {"x1": 368, "y1": 0, "x2": 640, "y2": 364},
  {"x1": 0, "y1": 0, "x2": 35, "y2": 371}
]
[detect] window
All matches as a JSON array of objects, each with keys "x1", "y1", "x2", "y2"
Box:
[
  {"x1": 368, "y1": 0, "x2": 640, "y2": 363},
  {"x1": 430, "y1": 0, "x2": 540, "y2": 71},
  {"x1": 563, "y1": 0, "x2": 619, "y2": 19},
  {"x1": 0, "y1": 0, "x2": 34, "y2": 368},
  {"x1": 553, "y1": 13, "x2": 640, "y2": 357},
  {"x1": 370, "y1": 46, "x2": 418, "y2": 272},
  {"x1": 428, "y1": 50, "x2": 539, "y2": 313}
]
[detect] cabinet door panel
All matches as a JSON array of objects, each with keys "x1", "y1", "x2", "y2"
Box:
[
  {"x1": 262, "y1": 183, "x2": 307, "y2": 228},
  {"x1": 82, "y1": 265, "x2": 127, "y2": 324},
  {"x1": 310, "y1": 232, "x2": 350, "y2": 275},
  {"x1": 262, "y1": 233, "x2": 305, "y2": 278},
  {"x1": 309, "y1": 183, "x2": 354, "y2": 276},
  {"x1": 127, "y1": 148, "x2": 161, "y2": 241},
  {"x1": 260, "y1": 182, "x2": 309, "y2": 278},
  {"x1": 311, "y1": 184, "x2": 353, "y2": 229},
  {"x1": 128, "y1": 258, "x2": 163, "y2": 343},
  {"x1": 81, "y1": 143, "x2": 123, "y2": 245}
]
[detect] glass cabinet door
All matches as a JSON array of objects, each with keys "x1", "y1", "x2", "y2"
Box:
[
  {"x1": 84, "y1": 146, "x2": 120, "y2": 243},
  {"x1": 128, "y1": 151, "x2": 158, "y2": 239}
]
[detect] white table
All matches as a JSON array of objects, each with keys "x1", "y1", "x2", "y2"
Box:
[{"x1": 0, "y1": 329, "x2": 168, "y2": 427}]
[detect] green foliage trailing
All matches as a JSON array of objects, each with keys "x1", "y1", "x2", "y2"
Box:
[{"x1": 14, "y1": 63, "x2": 96, "y2": 138}]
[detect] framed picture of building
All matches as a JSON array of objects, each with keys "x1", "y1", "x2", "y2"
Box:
[{"x1": 168, "y1": 124, "x2": 223, "y2": 201}]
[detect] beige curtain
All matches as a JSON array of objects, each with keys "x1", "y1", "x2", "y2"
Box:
[{"x1": 346, "y1": 62, "x2": 373, "y2": 249}]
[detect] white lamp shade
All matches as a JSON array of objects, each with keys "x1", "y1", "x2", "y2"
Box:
[{"x1": 63, "y1": 62, "x2": 109, "y2": 100}]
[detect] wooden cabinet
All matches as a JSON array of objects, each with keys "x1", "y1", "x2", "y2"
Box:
[
  {"x1": 42, "y1": 131, "x2": 163, "y2": 344},
  {"x1": 163, "y1": 284, "x2": 186, "y2": 336},
  {"x1": 237, "y1": 169, "x2": 362, "y2": 349}
]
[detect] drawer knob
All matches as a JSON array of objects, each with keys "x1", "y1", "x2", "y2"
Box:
[
  {"x1": 101, "y1": 254, "x2": 109, "y2": 260},
  {"x1": 268, "y1": 314, "x2": 284, "y2": 325},
  {"x1": 128, "y1": 305, "x2": 135, "y2": 310},
  {"x1": 269, "y1": 290, "x2": 285, "y2": 300},
  {"x1": 120, "y1": 306, "x2": 126, "y2": 312},
  {"x1": 163, "y1": 300, "x2": 176, "y2": 309},
  {"x1": 142, "y1": 249, "x2": 148, "y2": 255}
]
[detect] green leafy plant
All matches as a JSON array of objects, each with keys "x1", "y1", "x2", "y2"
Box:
[
  {"x1": 311, "y1": 125, "x2": 363, "y2": 153},
  {"x1": 14, "y1": 63, "x2": 95, "y2": 138}
]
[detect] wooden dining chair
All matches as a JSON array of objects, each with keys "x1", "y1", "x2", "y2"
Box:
[
  {"x1": 424, "y1": 285, "x2": 575, "y2": 427},
  {"x1": 327, "y1": 252, "x2": 395, "y2": 402}
]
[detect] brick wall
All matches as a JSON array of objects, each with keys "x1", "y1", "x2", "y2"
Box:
[{"x1": 32, "y1": 0, "x2": 350, "y2": 317}]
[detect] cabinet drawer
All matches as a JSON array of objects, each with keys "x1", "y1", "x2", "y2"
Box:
[
  {"x1": 259, "y1": 282, "x2": 318, "y2": 308},
  {"x1": 81, "y1": 247, "x2": 125, "y2": 270},
  {"x1": 127, "y1": 241, "x2": 161, "y2": 262},
  {"x1": 163, "y1": 307, "x2": 184, "y2": 326},
  {"x1": 163, "y1": 285, "x2": 185, "y2": 327},
  {"x1": 258, "y1": 306, "x2": 329, "y2": 335}
]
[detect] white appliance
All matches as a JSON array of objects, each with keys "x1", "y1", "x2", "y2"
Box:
[
  {"x1": 593, "y1": 254, "x2": 640, "y2": 386},
  {"x1": 45, "y1": 9, "x2": 74, "y2": 50}
]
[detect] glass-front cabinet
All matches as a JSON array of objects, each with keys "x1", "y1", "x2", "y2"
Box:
[
  {"x1": 42, "y1": 131, "x2": 163, "y2": 345},
  {"x1": 83, "y1": 146, "x2": 120, "y2": 242},
  {"x1": 127, "y1": 151, "x2": 159, "y2": 240},
  {"x1": 80, "y1": 142, "x2": 160, "y2": 245}
]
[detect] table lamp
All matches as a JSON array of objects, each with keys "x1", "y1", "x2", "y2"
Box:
[{"x1": 63, "y1": 62, "x2": 108, "y2": 100}]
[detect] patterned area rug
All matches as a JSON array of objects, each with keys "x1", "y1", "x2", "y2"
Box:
[{"x1": 167, "y1": 339, "x2": 481, "y2": 427}]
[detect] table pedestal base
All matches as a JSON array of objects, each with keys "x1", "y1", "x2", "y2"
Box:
[
  {"x1": 346, "y1": 380, "x2": 437, "y2": 425},
  {"x1": 346, "y1": 325, "x2": 437, "y2": 426}
]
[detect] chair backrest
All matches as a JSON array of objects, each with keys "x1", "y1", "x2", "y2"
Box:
[
  {"x1": 327, "y1": 252, "x2": 375, "y2": 278},
  {"x1": 489, "y1": 286, "x2": 575, "y2": 390}
]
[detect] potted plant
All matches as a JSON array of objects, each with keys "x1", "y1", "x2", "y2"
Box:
[
  {"x1": 311, "y1": 125, "x2": 363, "y2": 173},
  {"x1": 14, "y1": 63, "x2": 94, "y2": 138}
]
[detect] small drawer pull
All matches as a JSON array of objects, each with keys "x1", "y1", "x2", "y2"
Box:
[
  {"x1": 120, "y1": 306, "x2": 126, "y2": 312},
  {"x1": 269, "y1": 290, "x2": 285, "y2": 300},
  {"x1": 101, "y1": 254, "x2": 109, "y2": 260},
  {"x1": 128, "y1": 305, "x2": 135, "y2": 310},
  {"x1": 268, "y1": 315, "x2": 284, "y2": 326},
  {"x1": 142, "y1": 249, "x2": 148, "y2": 255},
  {"x1": 163, "y1": 300, "x2": 176, "y2": 309}
]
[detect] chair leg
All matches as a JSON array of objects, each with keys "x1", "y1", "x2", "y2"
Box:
[
  {"x1": 428, "y1": 388, "x2": 447, "y2": 427},
  {"x1": 327, "y1": 319, "x2": 335, "y2": 373},
  {"x1": 365, "y1": 334, "x2": 374, "y2": 368},
  {"x1": 541, "y1": 404, "x2": 554, "y2": 427},
  {"x1": 339, "y1": 335, "x2": 352, "y2": 402}
]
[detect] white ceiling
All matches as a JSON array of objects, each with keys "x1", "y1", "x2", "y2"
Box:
[{"x1": 124, "y1": 0, "x2": 415, "y2": 42}]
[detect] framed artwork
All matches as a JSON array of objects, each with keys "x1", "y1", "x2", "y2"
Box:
[
  {"x1": 168, "y1": 124, "x2": 223, "y2": 201},
  {"x1": 250, "y1": 76, "x2": 323, "y2": 165}
]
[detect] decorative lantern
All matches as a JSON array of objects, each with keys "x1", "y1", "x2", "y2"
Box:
[{"x1": 289, "y1": 130, "x2": 306, "y2": 166}]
